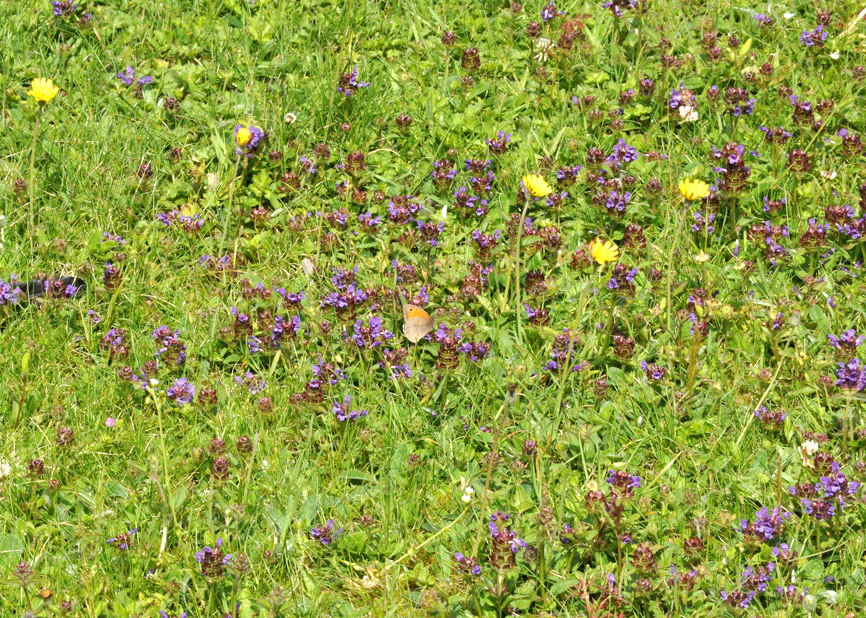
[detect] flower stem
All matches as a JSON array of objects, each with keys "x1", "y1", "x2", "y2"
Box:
[
  {"x1": 219, "y1": 154, "x2": 243, "y2": 258},
  {"x1": 513, "y1": 195, "x2": 531, "y2": 339},
  {"x1": 472, "y1": 400, "x2": 508, "y2": 556},
  {"x1": 686, "y1": 330, "x2": 701, "y2": 398},
  {"x1": 27, "y1": 105, "x2": 44, "y2": 248},
  {"x1": 666, "y1": 206, "x2": 686, "y2": 333},
  {"x1": 600, "y1": 284, "x2": 617, "y2": 358},
  {"x1": 230, "y1": 578, "x2": 239, "y2": 618},
  {"x1": 155, "y1": 396, "x2": 179, "y2": 531}
]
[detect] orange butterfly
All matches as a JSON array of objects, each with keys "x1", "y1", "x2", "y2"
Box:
[{"x1": 402, "y1": 304, "x2": 434, "y2": 343}]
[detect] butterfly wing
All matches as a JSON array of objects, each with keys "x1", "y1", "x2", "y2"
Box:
[{"x1": 402, "y1": 304, "x2": 434, "y2": 343}]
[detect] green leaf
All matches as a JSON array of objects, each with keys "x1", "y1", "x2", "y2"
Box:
[
  {"x1": 344, "y1": 470, "x2": 377, "y2": 484},
  {"x1": 170, "y1": 485, "x2": 187, "y2": 510},
  {"x1": 549, "y1": 578, "x2": 580, "y2": 596},
  {"x1": 585, "y1": 71, "x2": 610, "y2": 85},
  {"x1": 802, "y1": 558, "x2": 824, "y2": 580},
  {"x1": 0, "y1": 534, "x2": 24, "y2": 570}
]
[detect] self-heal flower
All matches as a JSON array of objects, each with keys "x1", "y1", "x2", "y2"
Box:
[
  {"x1": 332, "y1": 394, "x2": 367, "y2": 422},
  {"x1": 454, "y1": 551, "x2": 481, "y2": 575},
  {"x1": 800, "y1": 25, "x2": 828, "y2": 47},
  {"x1": 588, "y1": 238, "x2": 619, "y2": 264},
  {"x1": 678, "y1": 178, "x2": 710, "y2": 201},
  {"x1": 117, "y1": 66, "x2": 154, "y2": 87},
  {"x1": 107, "y1": 528, "x2": 139, "y2": 550},
  {"x1": 0, "y1": 276, "x2": 22, "y2": 305},
  {"x1": 606, "y1": 469, "x2": 641, "y2": 493},
  {"x1": 739, "y1": 507, "x2": 789, "y2": 542},
  {"x1": 485, "y1": 131, "x2": 511, "y2": 154},
  {"x1": 337, "y1": 68, "x2": 370, "y2": 97},
  {"x1": 669, "y1": 83, "x2": 695, "y2": 110},
  {"x1": 310, "y1": 520, "x2": 342, "y2": 545},
  {"x1": 522, "y1": 173, "x2": 552, "y2": 198},
  {"x1": 26, "y1": 78, "x2": 59, "y2": 103},
  {"x1": 605, "y1": 189, "x2": 631, "y2": 214},
  {"x1": 195, "y1": 538, "x2": 232, "y2": 578},
  {"x1": 827, "y1": 329, "x2": 864, "y2": 353},
  {"x1": 166, "y1": 377, "x2": 196, "y2": 406},
  {"x1": 835, "y1": 358, "x2": 866, "y2": 391},
  {"x1": 540, "y1": 1, "x2": 563, "y2": 22},
  {"x1": 51, "y1": 1, "x2": 78, "y2": 17}
]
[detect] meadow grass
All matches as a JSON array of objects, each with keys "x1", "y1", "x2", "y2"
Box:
[{"x1": 1, "y1": 0, "x2": 866, "y2": 616}]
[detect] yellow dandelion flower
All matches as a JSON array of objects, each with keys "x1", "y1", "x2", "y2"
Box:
[
  {"x1": 26, "y1": 77, "x2": 59, "y2": 104},
  {"x1": 522, "y1": 173, "x2": 553, "y2": 198},
  {"x1": 678, "y1": 178, "x2": 711, "y2": 201},
  {"x1": 235, "y1": 126, "x2": 252, "y2": 147},
  {"x1": 588, "y1": 237, "x2": 619, "y2": 265}
]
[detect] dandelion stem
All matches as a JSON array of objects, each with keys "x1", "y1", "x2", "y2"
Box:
[
  {"x1": 600, "y1": 283, "x2": 617, "y2": 358},
  {"x1": 666, "y1": 206, "x2": 686, "y2": 334},
  {"x1": 513, "y1": 194, "x2": 531, "y2": 340},
  {"x1": 27, "y1": 105, "x2": 44, "y2": 248},
  {"x1": 220, "y1": 153, "x2": 243, "y2": 257}
]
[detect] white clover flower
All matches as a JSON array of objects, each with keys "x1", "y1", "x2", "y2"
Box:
[
  {"x1": 678, "y1": 105, "x2": 698, "y2": 123},
  {"x1": 783, "y1": 12, "x2": 794, "y2": 20},
  {"x1": 284, "y1": 112, "x2": 297, "y2": 124},
  {"x1": 798, "y1": 440, "x2": 819, "y2": 468},
  {"x1": 829, "y1": 50, "x2": 840, "y2": 60},
  {"x1": 535, "y1": 38, "x2": 552, "y2": 63}
]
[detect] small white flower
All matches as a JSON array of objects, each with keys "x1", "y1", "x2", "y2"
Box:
[
  {"x1": 0, "y1": 461, "x2": 11, "y2": 479},
  {"x1": 694, "y1": 251, "x2": 711, "y2": 263},
  {"x1": 829, "y1": 50, "x2": 840, "y2": 60},
  {"x1": 783, "y1": 12, "x2": 794, "y2": 20},
  {"x1": 284, "y1": 112, "x2": 297, "y2": 124},
  {"x1": 149, "y1": 378, "x2": 159, "y2": 387},
  {"x1": 821, "y1": 170, "x2": 837, "y2": 180},
  {"x1": 461, "y1": 486, "x2": 475, "y2": 503},
  {"x1": 798, "y1": 440, "x2": 820, "y2": 468},
  {"x1": 535, "y1": 38, "x2": 552, "y2": 63},
  {"x1": 678, "y1": 104, "x2": 698, "y2": 123}
]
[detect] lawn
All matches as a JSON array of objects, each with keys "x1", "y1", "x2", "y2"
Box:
[{"x1": 1, "y1": 0, "x2": 866, "y2": 616}]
